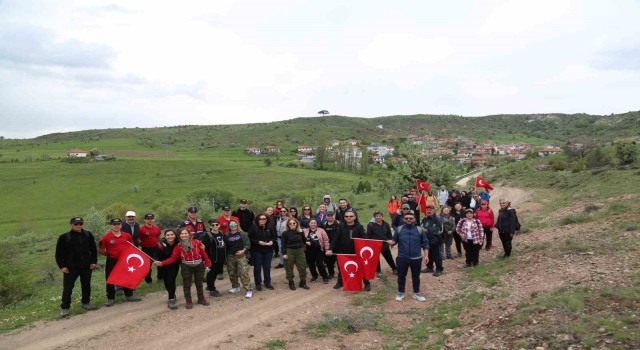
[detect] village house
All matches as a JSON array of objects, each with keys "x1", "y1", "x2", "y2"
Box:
[
  {"x1": 537, "y1": 146, "x2": 563, "y2": 157},
  {"x1": 67, "y1": 149, "x2": 88, "y2": 158},
  {"x1": 264, "y1": 146, "x2": 280, "y2": 154},
  {"x1": 297, "y1": 145, "x2": 315, "y2": 155},
  {"x1": 245, "y1": 147, "x2": 261, "y2": 156}
]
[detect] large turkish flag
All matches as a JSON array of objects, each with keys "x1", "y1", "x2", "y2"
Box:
[
  {"x1": 353, "y1": 238, "x2": 382, "y2": 280},
  {"x1": 336, "y1": 254, "x2": 363, "y2": 292},
  {"x1": 106, "y1": 243, "x2": 151, "y2": 289}
]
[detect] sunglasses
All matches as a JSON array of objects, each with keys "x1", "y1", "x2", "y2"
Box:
[
  {"x1": 72, "y1": 223, "x2": 83, "y2": 226},
  {"x1": 288, "y1": 222, "x2": 297, "y2": 225},
  {"x1": 344, "y1": 215, "x2": 355, "y2": 218},
  {"x1": 258, "y1": 217, "x2": 267, "y2": 220},
  {"x1": 303, "y1": 208, "x2": 311, "y2": 211},
  {"x1": 229, "y1": 223, "x2": 238, "y2": 227},
  {"x1": 210, "y1": 223, "x2": 219, "y2": 226},
  {"x1": 404, "y1": 217, "x2": 414, "y2": 220}
]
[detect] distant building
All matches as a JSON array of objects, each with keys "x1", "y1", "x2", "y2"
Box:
[
  {"x1": 537, "y1": 146, "x2": 563, "y2": 157},
  {"x1": 246, "y1": 147, "x2": 261, "y2": 156},
  {"x1": 297, "y1": 145, "x2": 314, "y2": 155},
  {"x1": 67, "y1": 149, "x2": 88, "y2": 158},
  {"x1": 264, "y1": 146, "x2": 280, "y2": 154}
]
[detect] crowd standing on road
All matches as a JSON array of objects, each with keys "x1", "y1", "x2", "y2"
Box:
[{"x1": 56, "y1": 186, "x2": 520, "y2": 317}]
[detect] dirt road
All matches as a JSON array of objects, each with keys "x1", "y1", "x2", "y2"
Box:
[{"x1": 1, "y1": 183, "x2": 529, "y2": 350}]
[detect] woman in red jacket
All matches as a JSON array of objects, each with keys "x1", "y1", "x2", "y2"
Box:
[
  {"x1": 155, "y1": 228, "x2": 211, "y2": 309},
  {"x1": 386, "y1": 194, "x2": 401, "y2": 218},
  {"x1": 474, "y1": 200, "x2": 495, "y2": 250}
]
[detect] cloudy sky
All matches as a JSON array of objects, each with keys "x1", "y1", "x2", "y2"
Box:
[{"x1": 1, "y1": 0, "x2": 639, "y2": 139}]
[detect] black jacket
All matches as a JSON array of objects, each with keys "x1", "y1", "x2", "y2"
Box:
[
  {"x1": 330, "y1": 222, "x2": 365, "y2": 254},
  {"x1": 202, "y1": 231, "x2": 227, "y2": 266},
  {"x1": 421, "y1": 215, "x2": 444, "y2": 245},
  {"x1": 496, "y1": 208, "x2": 517, "y2": 234},
  {"x1": 55, "y1": 229, "x2": 97, "y2": 269},
  {"x1": 366, "y1": 221, "x2": 393, "y2": 251},
  {"x1": 232, "y1": 208, "x2": 255, "y2": 232},
  {"x1": 281, "y1": 230, "x2": 307, "y2": 254},
  {"x1": 248, "y1": 225, "x2": 276, "y2": 253},
  {"x1": 121, "y1": 222, "x2": 141, "y2": 246}
]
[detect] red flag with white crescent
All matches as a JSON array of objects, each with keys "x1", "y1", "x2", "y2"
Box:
[
  {"x1": 353, "y1": 238, "x2": 383, "y2": 280},
  {"x1": 106, "y1": 243, "x2": 151, "y2": 289},
  {"x1": 416, "y1": 179, "x2": 430, "y2": 192},
  {"x1": 419, "y1": 193, "x2": 427, "y2": 215},
  {"x1": 336, "y1": 254, "x2": 363, "y2": 291},
  {"x1": 475, "y1": 176, "x2": 494, "y2": 191}
]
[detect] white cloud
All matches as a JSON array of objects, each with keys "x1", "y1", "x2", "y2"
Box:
[{"x1": 359, "y1": 34, "x2": 453, "y2": 70}]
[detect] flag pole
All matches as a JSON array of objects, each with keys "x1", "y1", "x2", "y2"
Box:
[{"x1": 126, "y1": 241, "x2": 157, "y2": 262}]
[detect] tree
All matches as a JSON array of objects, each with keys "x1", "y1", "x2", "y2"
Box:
[
  {"x1": 314, "y1": 137, "x2": 329, "y2": 170},
  {"x1": 318, "y1": 110, "x2": 329, "y2": 117},
  {"x1": 614, "y1": 141, "x2": 638, "y2": 165}
]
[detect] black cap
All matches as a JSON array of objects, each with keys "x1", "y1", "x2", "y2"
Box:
[
  {"x1": 187, "y1": 206, "x2": 198, "y2": 213},
  {"x1": 144, "y1": 213, "x2": 155, "y2": 219},
  {"x1": 208, "y1": 219, "x2": 219, "y2": 225},
  {"x1": 70, "y1": 217, "x2": 84, "y2": 224},
  {"x1": 222, "y1": 205, "x2": 231, "y2": 211},
  {"x1": 326, "y1": 210, "x2": 335, "y2": 215},
  {"x1": 110, "y1": 218, "x2": 122, "y2": 224},
  {"x1": 239, "y1": 199, "x2": 247, "y2": 204}
]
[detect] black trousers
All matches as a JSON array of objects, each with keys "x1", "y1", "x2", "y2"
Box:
[
  {"x1": 499, "y1": 231, "x2": 513, "y2": 256},
  {"x1": 160, "y1": 263, "x2": 179, "y2": 299},
  {"x1": 396, "y1": 257, "x2": 422, "y2": 294},
  {"x1": 377, "y1": 249, "x2": 397, "y2": 272},
  {"x1": 324, "y1": 255, "x2": 337, "y2": 276},
  {"x1": 453, "y1": 232, "x2": 463, "y2": 255},
  {"x1": 105, "y1": 257, "x2": 133, "y2": 299},
  {"x1": 483, "y1": 226, "x2": 493, "y2": 249},
  {"x1": 305, "y1": 246, "x2": 328, "y2": 279},
  {"x1": 426, "y1": 239, "x2": 443, "y2": 271},
  {"x1": 61, "y1": 267, "x2": 92, "y2": 309},
  {"x1": 464, "y1": 241, "x2": 482, "y2": 266}
]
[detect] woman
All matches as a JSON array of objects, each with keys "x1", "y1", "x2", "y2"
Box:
[
  {"x1": 202, "y1": 219, "x2": 226, "y2": 297},
  {"x1": 386, "y1": 194, "x2": 401, "y2": 218},
  {"x1": 425, "y1": 191, "x2": 440, "y2": 210},
  {"x1": 315, "y1": 204, "x2": 328, "y2": 227},
  {"x1": 451, "y1": 203, "x2": 464, "y2": 258},
  {"x1": 298, "y1": 206, "x2": 314, "y2": 229},
  {"x1": 446, "y1": 192, "x2": 460, "y2": 208},
  {"x1": 154, "y1": 228, "x2": 211, "y2": 309},
  {"x1": 366, "y1": 211, "x2": 397, "y2": 276},
  {"x1": 155, "y1": 229, "x2": 180, "y2": 310},
  {"x1": 225, "y1": 220, "x2": 253, "y2": 298},
  {"x1": 274, "y1": 201, "x2": 284, "y2": 216},
  {"x1": 274, "y1": 207, "x2": 289, "y2": 268},
  {"x1": 496, "y1": 199, "x2": 516, "y2": 258},
  {"x1": 288, "y1": 206, "x2": 299, "y2": 220},
  {"x1": 282, "y1": 219, "x2": 310, "y2": 290},
  {"x1": 248, "y1": 214, "x2": 276, "y2": 291},
  {"x1": 459, "y1": 191, "x2": 471, "y2": 210},
  {"x1": 439, "y1": 207, "x2": 456, "y2": 260},
  {"x1": 475, "y1": 200, "x2": 495, "y2": 250},
  {"x1": 303, "y1": 219, "x2": 330, "y2": 283},
  {"x1": 265, "y1": 206, "x2": 278, "y2": 257},
  {"x1": 456, "y1": 209, "x2": 484, "y2": 267}
]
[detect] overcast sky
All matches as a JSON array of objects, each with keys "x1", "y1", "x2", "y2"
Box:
[{"x1": 1, "y1": 0, "x2": 639, "y2": 139}]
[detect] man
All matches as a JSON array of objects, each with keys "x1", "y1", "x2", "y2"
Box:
[
  {"x1": 179, "y1": 206, "x2": 206, "y2": 240},
  {"x1": 366, "y1": 211, "x2": 398, "y2": 277},
  {"x1": 407, "y1": 193, "x2": 420, "y2": 222},
  {"x1": 274, "y1": 207, "x2": 289, "y2": 268},
  {"x1": 320, "y1": 195, "x2": 338, "y2": 214},
  {"x1": 121, "y1": 211, "x2": 140, "y2": 247},
  {"x1": 387, "y1": 211, "x2": 429, "y2": 302},
  {"x1": 451, "y1": 185, "x2": 461, "y2": 198},
  {"x1": 421, "y1": 204, "x2": 444, "y2": 276},
  {"x1": 325, "y1": 209, "x2": 370, "y2": 291},
  {"x1": 55, "y1": 217, "x2": 98, "y2": 317},
  {"x1": 437, "y1": 185, "x2": 449, "y2": 207},
  {"x1": 217, "y1": 205, "x2": 240, "y2": 234},
  {"x1": 322, "y1": 209, "x2": 340, "y2": 279},
  {"x1": 232, "y1": 199, "x2": 255, "y2": 233},
  {"x1": 392, "y1": 204, "x2": 412, "y2": 231},
  {"x1": 99, "y1": 218, "x2": 141, "y2": 306},
  {"x1": 335, "y1": 198, "x2": 358, "y2": 223},
  {"x1": 139, "y1": 213, "x2": 161, "y2": 284}
]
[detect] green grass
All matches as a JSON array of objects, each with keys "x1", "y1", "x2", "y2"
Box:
[{"x1": 264, "y1": 339, "x2": 287, "y2": 349}]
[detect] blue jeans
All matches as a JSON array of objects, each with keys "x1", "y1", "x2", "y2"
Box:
[
  {"x1": 252, "y1": 250, "x2": 273, "y2": 286},
  {"x1": 396, "y1": 257, "x2": 422, "y2": 294},
  {"x1": 277, "y1": 237, "x2": 284, "y2": 265}
]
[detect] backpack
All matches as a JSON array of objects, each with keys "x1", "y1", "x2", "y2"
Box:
[
  {"x1": 396, "y1": 225, "x2": 424, "y2": 236},
  {"x1": 511, "y1": 209, "x2": 521, "y2": 232}
]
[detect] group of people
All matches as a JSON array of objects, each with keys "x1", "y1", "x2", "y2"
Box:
[{"x1": 55, "y1": 189, "x2": 519, "y2": 316}]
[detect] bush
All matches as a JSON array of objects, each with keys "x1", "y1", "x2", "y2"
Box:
[{"x1": 0, "y1": 241, "x2": 31, "y2": 304}]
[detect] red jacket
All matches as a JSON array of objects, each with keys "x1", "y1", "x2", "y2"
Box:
[
  {"x1": 475, "y1": 208, "x2": 495, "y2": 228},
  {"x1": 161, "y1": 240, "x2": 211, "y2": 268}
]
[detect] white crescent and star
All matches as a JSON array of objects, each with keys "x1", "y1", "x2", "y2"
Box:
[
  {"x1": 126, "y1": 254, "x2": 145, "y2": 272},
  {"x1": 359, "y1": 247, "x2": 374, "y2": 265},
  {"x1": 343, "y1": 261, "x2": 359, "y2": 278},
  {"x1": 478, "y1": 179, "x2": 486, "y2": 186}
]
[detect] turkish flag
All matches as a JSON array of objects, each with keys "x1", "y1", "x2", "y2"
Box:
[
  {"x1": 419, "y1": 193, "x2": 427, "y2": 215},
  {"x1": 353, "y1": 238, "x2": 383, "y2": 280},
  {"x1": 106, "y1": 243, "x2": 151, "y2": 289},
  {"x1": 475, "y1": 176, "x2": 494, "y2": 191},
  {"x1": 336, "y1": 254, "x2": 363, "y2": 291},
  {"x1": 416, "y1": 179, "x2": 430, "y2": 192}
]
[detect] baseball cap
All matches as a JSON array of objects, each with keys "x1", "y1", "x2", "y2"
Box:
[
  {"x1": 480, "y1": 200, "x2": 488, "y2": 205},
  {"x1": 222, "y1": 205, "x2": 231, "y2": 211},
  {"x1": 208, "y1": 219, "x2": 219, "y2": 225},
  {"x1": 323, "y1": 195, "x2": 331, "y2": 199},
  {"x1": 401, "y1": 196, "x2": 409, "y2": 203},
  {"x1": 326, "y1": 210, "x2": 335, "y2": 215},
  {"x1": 401, "y1": 203, "x2": 411, "y2": 209},
  {"x1": 239, "y1": 199, "x2": 247, "y2": 204},
  {"x1": 110, "y1": 218, "x2": 122, "y2": 225},
  {"x1": 144, "y1": 213, "x2": 155, "y2": 219},
  {"x1": 70, "y1": 217, "x2": 84, "y2": 224},
  {"x1": 125, "y1": 211, "x2": 136, "y2": 217},
  {"x1": 187, "y1": 206, "x2": 198, "y2": 213},
  {"x1": 465, "y1": 209, "x2": 474, "y2": 214}
]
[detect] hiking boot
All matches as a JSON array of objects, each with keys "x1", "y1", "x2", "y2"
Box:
[
  {"x1": 299, "y1": 280, "x2": 310, "y2": 290},
  {"x1": 115, "y1": 286, "x2": 124, "y2": 296},
  {"x1": 395, "y1": 293, "x2": 405, "y2": 302},
  {"x1": 168, "y1": 299, "x2": 177, "y2": 310},
  {"x1": 323, "y1": 278, "x2": 330, "y2": 284},
  {"x1": 126, "y1": 296, "x2": 141, "y2": 302},
  {"x1": 328, "y1": 273, "x2": 335, "y2": 279},
  {"x1": 289, "y1": 280, "x2": 296, "y2": 291},
  {"x1": 255, "y1": 285, "x2": 263, "y2": 291},
  {"x1": 197, "y1": 298, "x2": 210, "y2": 306},
  {"x1": 333, "y1": 282, "x2": 343, "y2": 290},
  {"x1": 185, "y1": 302, "x2": 193, "y2": 309},
  {"x1": 245, "y1": 290, "x2": 253, "y2": 298},
  {"x1": 228, "y1": 287, "x2": 241, "y2": 294},
  {"x1": 81, "y1": 303, "x2": 96, "y2": 311},
  {"x1": 363, "y1": 283, "x2": 371, "y2": 292},
  {"x1": 421, "y1": 267, "x2": 434, "y2": 273},
  {"x1": 60, "y1": 308, "x2": 70, "y2": 318},
  {"x1": 275, "y1": 264, "x2": 284, "y2": 269},
  {"x1": 217, "y1": 273, "x2": 225, "y2": 280},
  {"x1": 392, "y1": 269, "x2": 398, "y2": 275},
  {"x1": 433, "y1": 270, "x2": 443, "y2": 277},
  {"x1": 209, "y1": 290, "x2": 222, "y2": 297},
  {"x1": 310, "y1": 276, "x2": 318, "y2": 282},
  {"x1": 105, "y1": 299, "x2": 115, "y2": 307},
  {"x1": 265, "y1": 284, "x2": 274, "y2": 290},
  {"x1": 412, "y1": 293, "x2": 426, "y2": 302}
]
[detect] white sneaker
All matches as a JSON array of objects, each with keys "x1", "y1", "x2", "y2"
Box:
[
  {"x1": 245, "y1": 290, "x2": 253, "y2": 298},
  {"x1": 412, "y1": 293, "x2": 426, "y2": 302},
  {"x1": 395, "y1": 293, "x2": 405, "y2": 302},
  {"x1": 228, "y1": 287, "x2": 241, "y2": 294}
]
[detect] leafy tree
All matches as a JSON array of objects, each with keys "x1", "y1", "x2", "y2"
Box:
[
  {"x1": 614, "y1": 141, "x2": 638, "y2": 165},
  {"x1": 264, "y1": 158, "x2": 273, "y2": 167}
]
